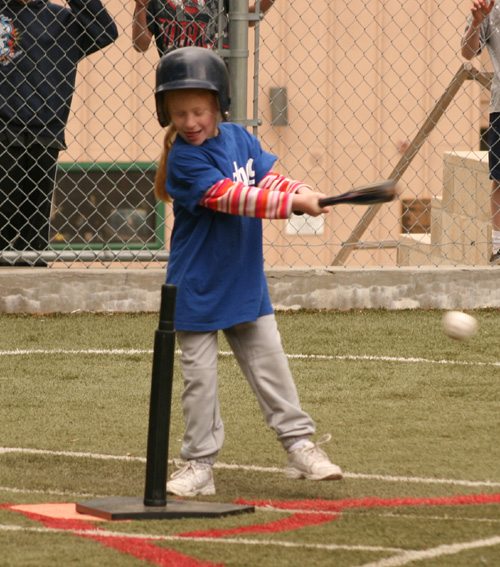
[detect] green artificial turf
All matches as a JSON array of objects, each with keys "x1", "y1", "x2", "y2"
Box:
[{"x1": 0, "y1": 309, "x2": 499, "y2": 566}]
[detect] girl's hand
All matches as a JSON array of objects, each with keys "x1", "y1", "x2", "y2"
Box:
[
  {"x1": 295, "y1": 185, "x2": 315, "y2": 195},
  {"x1": 292, "y1": 191, "x2": 331, "y2": 217}
]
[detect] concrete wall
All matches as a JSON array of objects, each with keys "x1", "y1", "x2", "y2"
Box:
[
  {"x1": 1, "y1": 267, "x2": 498, "y2": 313},
  {"x1": 397, "y1": 151, "x2": 493, "y2": 266}
]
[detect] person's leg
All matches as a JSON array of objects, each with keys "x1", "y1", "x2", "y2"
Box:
[
  {"x1": 176, "y1": 329, "x2": 224, "y2": 461},
  {"x1": 0, "y1": 145, "x2": 26, "y2": 251},
  {"x1": 14, "y1": 145, "x2": 58, "y2": 252},
  {"x1": 490, "y1": 180, "x2": 500, "y2": 263},
  {"x1": 224, "y1": 314, "x2": 342, "y2": 480},
  {"x1": 166, "y1": 330, "x2": 222, "y2": 496},
  {"x1": 488, "y1": 113, "x2": 500, "y2": 264},
  {"x1": 224, "y1": 314, "x2": 315, "y2": 448}
]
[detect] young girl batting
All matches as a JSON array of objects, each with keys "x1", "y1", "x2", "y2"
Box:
[{"x1": 154, "y1": 46, "x2": 342, "y2": 497}]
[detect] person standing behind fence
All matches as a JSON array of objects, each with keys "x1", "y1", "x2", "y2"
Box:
[
  {"x1": 153, "y1": 46, "x2": 342, "y2": 497},
  {"x1": 461, "y1": 0, "x2": 500, "y2": 265},
  {"x1": 132, "y1": 0, "x2": 275, "y2": 56},
  {"x1": 0, "y1": 0, "x2": 118, "y2": 266}
]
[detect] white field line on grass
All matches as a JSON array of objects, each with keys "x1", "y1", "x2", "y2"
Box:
[
  {"x1": 1, "y1": 523, "x2": 500, "y2": 565},
  {"x1": 0, "y1": 523, "x2": 406, "y2": 553},
  {"x1": 0, "y1": 485, "x2": 99, "y2": 498},
  {"x1": 375, "y1": 512, "x2": 500, "y2": 523},
  {"x1": 356, "y1": 535, "x2": 500, "y2": 567},
  {"x1": 1, "y1": 348, "x2": 500, "y2": 368},
  {"x1": 1, "y1": 447, "x2": 500, "y2": 489}
]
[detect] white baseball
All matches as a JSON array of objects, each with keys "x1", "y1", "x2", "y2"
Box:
[{"x1": 442, "y1": 311, "x2": 478, "y2": 341}]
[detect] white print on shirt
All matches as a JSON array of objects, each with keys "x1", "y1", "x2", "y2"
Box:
[
  {"x1": 171, "y1": 0, "x2": 206, "y2": 7},
  {"x1": 0, "y1": 14, "x2": 21, "y2": 65},
  {"x1": 232, "y1": 159, "x2": 256, "y2": 186}
]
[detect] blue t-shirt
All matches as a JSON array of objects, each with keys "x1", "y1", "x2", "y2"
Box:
[{"x1": 165, "y1": 122, "x2": 277, "y2": 331}]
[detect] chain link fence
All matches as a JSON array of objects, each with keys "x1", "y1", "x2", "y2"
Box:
[{"x1": 0, "y1": 0, "x2": 492, "y2": 268}]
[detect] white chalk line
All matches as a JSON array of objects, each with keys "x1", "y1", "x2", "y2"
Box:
[
  {"x1": 0, "y1": 523, "x2": 406, "y2": 553},
  {"x1": 1, "y1": 348, "x2": 499, "y2": 368},
  {"x1": 355, "y1": 535, "x2": 500, "y2": 567},
  {"x1": 354, "y1": 511, "x2": 500, "y2": 524},
  {"x1": 0, "y1": 524, "x2": 500, "y2": 567},
  {"x1": 1, "y1": 447, "x2": 499, "y2": 489},
  {"x1": 1, "y1": 525, "x2": 499, "y2": 566},
  {"x1": 1, "y1": 522, "x2": 499, "y2": 564},
  {"x1": 0, "y1": 485, "x2": 100, "y2": 498},
  {"x1": 0, "y1": 348, "x2": 153, "y2": 356}
]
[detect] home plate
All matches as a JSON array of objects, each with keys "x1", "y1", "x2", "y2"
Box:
[{"x1": 10, "y1": 502, "x2": 107, "y2": 521}]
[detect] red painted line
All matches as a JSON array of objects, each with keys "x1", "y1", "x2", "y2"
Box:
[
  {"x1": 4, "y1": 493, "x2": 500, "y2": 567},
  {"x1": 178, "y1": 512, "x2": 339, "y2": 538},
  {"x1": 6, "y1": 507, "x2": 222, "y2": 567},
  {"x1": 235, "y1": 493, "x2": 500, "y2": 511},
  {"x1": 5, "y1": 509, "x2": 102, "y2": 532},
  {"x1": 83, "y1": 534, "x2": 224, "y2": 567}
]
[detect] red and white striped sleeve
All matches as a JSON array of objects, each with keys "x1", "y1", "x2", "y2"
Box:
[
  {"x1": 199, "y1": 178, "x2": 290, "y2": 218},
  {"x1": 199, "y1": 172, "x2": 311, "y2": 219},
  {"x1": 257, "y1": 171, "x2": 312, "y2": 194}
]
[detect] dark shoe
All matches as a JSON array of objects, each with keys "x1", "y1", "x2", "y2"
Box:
[{"x1": 489, "y1": 251, "x2": 500, "y2": 266}]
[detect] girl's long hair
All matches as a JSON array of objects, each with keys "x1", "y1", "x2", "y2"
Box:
[{"x1": 154, "y1": 124, "x2": 177, "y2": 203}]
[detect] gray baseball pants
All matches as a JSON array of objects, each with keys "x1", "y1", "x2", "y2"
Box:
[{"x1": 176, "y1": 313, "x2": 316, "y2": 462}]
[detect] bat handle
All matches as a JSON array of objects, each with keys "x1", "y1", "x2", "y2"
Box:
[{"x1": 294, "y1": 198, "x2": 329, "y2": 215}]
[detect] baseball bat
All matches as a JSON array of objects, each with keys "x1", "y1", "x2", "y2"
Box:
[{"x1": 294, "y1": 180, "x2": 397, "y2": 215}]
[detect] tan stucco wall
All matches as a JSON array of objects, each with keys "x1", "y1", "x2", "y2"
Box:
[{"x1": 56, "y1": 1, "x2": 491, "y2": 268}]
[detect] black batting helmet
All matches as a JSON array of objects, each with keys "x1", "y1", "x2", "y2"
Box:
[{"x1": 155, "y1": 47, "x2": 231, "y2": 127}]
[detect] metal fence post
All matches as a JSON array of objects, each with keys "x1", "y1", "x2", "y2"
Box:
[{"x1": 229, "y1": 0, "x2": 249, "y2": 126}]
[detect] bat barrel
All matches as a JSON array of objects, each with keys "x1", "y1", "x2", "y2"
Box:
[
  {"x1": 318, "y1": 182, "x2": 396, "y2": 207},
  {"x1": 294, "y1": 180, "x2": 397, "y2": 215}
]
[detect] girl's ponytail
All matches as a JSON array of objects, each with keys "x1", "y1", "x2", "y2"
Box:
[{"x1": 154, "y1": 124, "x2": 177, "y2": 203}]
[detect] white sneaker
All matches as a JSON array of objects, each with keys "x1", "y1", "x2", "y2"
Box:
[
  {"x1": 285, "y1": 434, "x2": 343, "y2": 481},
  {"x1": 166, "y1": 460, "x2": 216, "y2": 497}
]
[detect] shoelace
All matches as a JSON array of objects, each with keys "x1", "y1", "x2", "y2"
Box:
[
  {"x1": 314, "y1": 433, "x2": 332, "y2": 448},
  {"x1": 170, "y1": 459, "x2": 196, "y2": 479},
  {"x1": 299, "y1": 433, "x2": 332, "y2": 458}
]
